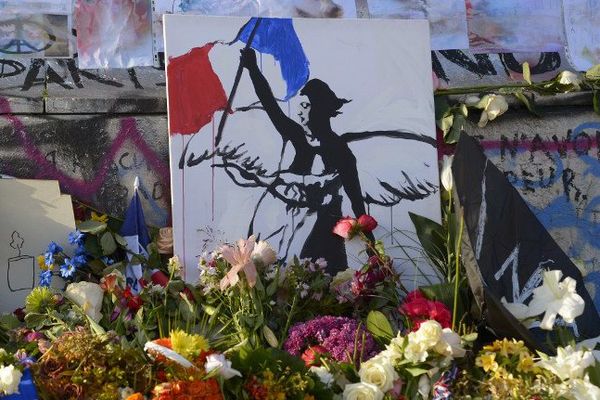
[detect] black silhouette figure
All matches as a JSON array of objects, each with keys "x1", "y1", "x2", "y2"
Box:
[{"x1": 232, "y1": 48, "x2": 437, "y2": 272}]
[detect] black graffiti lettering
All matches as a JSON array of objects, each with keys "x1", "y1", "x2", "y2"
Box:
[
  {"x1": 431, "y1": 52, "x2": 449, "y2": 82},
  {"x1": 499, "y1": 52, "x2": 561, "y2": 75},
  {"x1": 501, "y1": 134, "x2": 519, "y2": 160},
  {"x1": 127, "y1": 68, "x2": 143, "y2": 89},
  {"x1": 437, "y1": 50, "x2": 497, "y2": 77},
  {"x1": 20, "y1": 59, "x2": 45, "y2": 91},
  {"x1": 573, "y1": 130, "x2": 592, "y2": 156},
  {"x1": 46, "y1": 61, "x2": 73, "y2": 89},
  {"x1": 152, "y1": 181, "x2": 164, "y2": 200},
  {"x1": 66, "y1": 59, "x2": 84, "y2": 88},
  {"x1": 521, "y1": 168, "x2": 535, "y2": 193},
  {"x1": 562, "y1": 168, "x2": 588, "y2": 202},
  {"x1": 0, "y1": 59, "x2": 26, "y2": 78},
  {"x1": 119, "y1": 152, "x2": 132, "y2": 170}
]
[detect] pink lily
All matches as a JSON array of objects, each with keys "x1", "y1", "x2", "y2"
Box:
[{"x1": 219, "y1": 236, "x2": 258, "y2": 290}]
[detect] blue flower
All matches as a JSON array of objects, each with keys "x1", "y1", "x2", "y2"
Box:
[
  {"x1": 39, "y1": 270, "x2": 52, "y2": 287},
  {"x1": 59, "y1": 258, "x2": 77, "y2": 278},
  {"x1": 44, "y1": 252, "x2": 54, "y2": 267},
  {"x1": 46, "y1": 241, "x2": 63, "y2": 255},
  {"x1": 101, "y1": 256, "x2": 114, "y2": 265},
  {"x1": 75, "y1": 245, "x2": 88, "y2": 257},
  {"x1": 73, "y1": 254, "x2": 87, "y2": 266},
  {"x1": 68, "y1": 230, "x2": 85, "y2": 246}
]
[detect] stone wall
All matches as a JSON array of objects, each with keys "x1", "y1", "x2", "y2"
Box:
[{"x1": 0, "y1": 49, "x2": 598, "y2": 261}]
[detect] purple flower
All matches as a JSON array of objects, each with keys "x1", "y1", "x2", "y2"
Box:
[{"x1": 284, "y1": 315, "x2": 379, "y2": 364}]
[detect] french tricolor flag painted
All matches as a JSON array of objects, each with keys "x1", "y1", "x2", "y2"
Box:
[
  {"x1": 121, "y1": 176, "x2": 150, "y2": 294},
  {"x1": 167, "y1": 17, "x2": 310, "y2": 136}
]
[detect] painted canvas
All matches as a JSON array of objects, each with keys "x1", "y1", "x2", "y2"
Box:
[
  {"x1": 75, "y1": 0, "x2": 153, "y2": 69},
  {"x1": 165, "y1": 16, "x2": 440, "y2": 284},
  {"x1": 563, "y1": 0, "x2": 600, "y2": 71},
  {"x1": 152, "y1": 0, "x2": 355, "y2": 65},
  {"x1": 0, "y1": 0, "x2": 72, "y2": 58},
  {"x1": 466, "y1": 0, "x2": 563, "y2": 53},
  {"x1": 367, "y1": 0, "x2": 468, "y2": 50}
]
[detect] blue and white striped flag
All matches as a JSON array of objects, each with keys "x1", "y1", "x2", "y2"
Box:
[{"x1": 120, "y1": 177, "x2": 150, "y2": 294}]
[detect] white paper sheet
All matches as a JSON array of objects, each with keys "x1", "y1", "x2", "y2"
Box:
[
  {"x1": 467, "y1": 0, "x2": 564, "y2": 53},
  {"x1": 367, "y1": 0, "x2": 468, "y2": 50},
  {"x1": 563, "y1": 0, "x2": 600, "y2": 71},
  {"x1": 0, "y1": 179, "x2": 75, "y2": 313},
  {"x1": 75, "y1": 0, "x2": 153, "y2": 69}
]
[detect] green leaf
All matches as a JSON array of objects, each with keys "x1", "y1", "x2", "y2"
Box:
[
  {"x1": 586, "y1": 64, "x2": 600, "y2": 80},
  {"x1": 438, "y1": 114, "x2": 454, "y2": 134},
  {"x1": 446, "y1": 114, "x2": 464, "y2": 144},
  {"x1": 409, "y1": 212, "x2": 447, "y2": 264},
  {"x1": 594, "y1": 90, "x2": 600, "y2": 115},
  {"x1": 462, "y1": 332, "x2": 478, "y2": 342},
  {"x1": 514, "y1": 91, "x2": 539, "y2": 116},
  {"x1": 434, "y1": 96, "x2": 451, "y2": 120},
  {"x1": 78, "y1": 220, "x2": 107, "y2": 234},
  {"x1": 366, "y1": 310, "x2": 394, "y2": 342},
  {"x1": 406, "y1": 367, "x2": 429, "y2": 377},
  {"x1": 100, "y1": 232, "x2": 117, "y2": 255},
  {"x1": 266, "y1": 279, "x2": 278, "y2": 297},
  {"x1": 522, "y1": 62, "x2": 531, "y2": 84}
]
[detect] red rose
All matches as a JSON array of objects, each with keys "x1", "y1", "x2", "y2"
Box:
[
  {"x1": 429, "y1": 301, "x2": 452, "y2": 328},
  {"x1": 405, "y1": 290, "x2": 426, "y2": 302},
  {"x1": 357, "y1": 214, "x2": 377, "y2": 233},
  {"x1": 332, "y1": 216, "x2": 357, "y2": 239},
  {"x1": 400, "y1": 297, "x2": 431, "y2": 317},
  {"x1": 301, "y1": 345, "x2": 328, "y2": 367}
]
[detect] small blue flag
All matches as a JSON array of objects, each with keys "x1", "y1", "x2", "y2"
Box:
[
  {"x1": 120, "y1": 177, "x2": 150, "y2": 294},
  {"x1": 237, "y1": 18, "x2": 310, "y2": 100},
  {"x1": 5, "y1": 369, "x2": 38, "y2": 400}
]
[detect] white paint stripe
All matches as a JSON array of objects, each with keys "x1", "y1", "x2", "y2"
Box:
[
  {"x1": 475, "y1": 160, "x2": 489, "y2": 260},
  {"x1": 494, "y1": 243, "x2": 520, "y2": 302}
]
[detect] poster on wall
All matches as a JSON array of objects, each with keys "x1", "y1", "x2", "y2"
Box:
[
  {"x1": 75, "y1": 0, "x2": 154, "y2": 69},
  {"x1": 563, "y1": 0, "x2": 600, "y2": 71},
  {"x1": 367, "y1": 0, "x2": 469, "y2": 50},
  {"x1": 151, "y1": 0, "x2": 356, "y2": 65},
  {"x1": 0, "y1": 179, "x2": 74, "y2": 313},
  {"x1": 165, "y1": 15, "x2": 440, "y2": 284},
  {"x1": 0, "y1": 0, "x2": 72, "y2": 58},
  {"x1": 466, "y1": 0, "x2": 564, "y2": 53}
]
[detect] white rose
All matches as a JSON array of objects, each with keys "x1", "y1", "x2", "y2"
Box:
[
  {"x1": 204, "y1": 353, "x2": 242, "y2": 380},
  {"x1": 418, "y1": 375, "x2": 431, "y2": 399},
  {"x1": 411, "y1": 320, "x2": 443, "y2": 349},
  {"x1": 65, "y1": 281, "x2": 104, "y2": 322},
  {"x1": 440, "y1": 155, "x2": 454, "y2": 192},
  {"x1": 434, "y1": 328, "x2": 466, "y2": 358},
  {"x1": 537, "y1": 345, "x2": 595, "y2": 381},
  {"x1": 310, "y1": 366, "x2": 334, "y2": 387},
  {"x1": 358, "y1": 354, "x2": 399, "y2": 393},
  {"x1": 558, "y1": 71, "x2": 582, "y2": 90},
  {"x1": 476, "y1": 94, "x2": 508, "y2": 127},
  {"x1": 0, "y1": 364, "x2": 22, "y2": 395},
  {"x1": 404, "y1": 340, "x2": 428, "y2": 363},
  {"x1": 251, "y1": 240, "x2": 277, "y2": 266},
  {"x1": 343, "y1": 382, "x2": 384, "y2": 400}
]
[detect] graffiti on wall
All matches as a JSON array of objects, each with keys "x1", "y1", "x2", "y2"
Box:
[
  {"x1": 477, "y1": 120, "x2": 600, "y2": 309},
  {"x1": 0, "y1": 98, "x2": 170, "y2": 227}
]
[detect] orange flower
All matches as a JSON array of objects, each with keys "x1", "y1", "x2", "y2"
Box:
[{"x1": 126, "y1": 394, "x2": 144, "y2": 400}]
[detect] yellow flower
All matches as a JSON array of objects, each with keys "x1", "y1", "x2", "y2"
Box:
[
  {"x1": 91, "y1": 211, "x2": 108, "y2": 223},
  {"x1": 37, "y1": 255, "x2": 52, "y2": 271},
  {"x1": 517, "y1": 353, "x2": 535, "y2": 373},
  {"x1": 477, "y1": 352, "x2": 499, "y2": 372},
  {"x1": 483, "y1": 338, "x2": 525, "y2": 358},
  {"x1": 170, "y1": 330, "x2": 209, "y2": 359}
]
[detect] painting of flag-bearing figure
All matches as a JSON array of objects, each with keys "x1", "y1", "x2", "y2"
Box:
[{"x1": 164, "y1": 15, "x2": 441, "y2": 284}]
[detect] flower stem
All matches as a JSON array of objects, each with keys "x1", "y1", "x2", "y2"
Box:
[{"x1": 452, "y1": 215, "x2": 464, "y2": 331}]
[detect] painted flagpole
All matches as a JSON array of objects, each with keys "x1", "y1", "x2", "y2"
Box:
[{"x1": 215, "y1": 17, "x2": 263, "y2": 147}]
